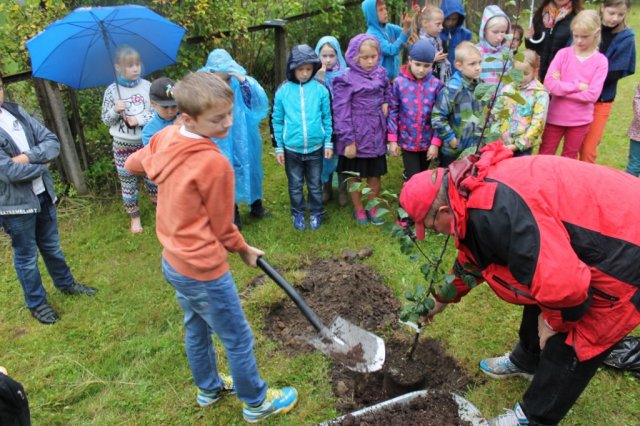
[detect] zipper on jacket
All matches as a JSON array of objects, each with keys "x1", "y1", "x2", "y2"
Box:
[
  {"x1": 492, "y1": 275, "x2": 536, "y2": 302},
  {"x1": 299, "y1": 83, "x2": 308, "y2": 152},
  {"x1": 589, "y1": 287, "x2": 619, "y2": 308}
]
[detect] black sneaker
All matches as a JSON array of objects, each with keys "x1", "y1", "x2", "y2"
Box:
[
  {"x1": 30, "y1": 302, "x2": 60, "y2": 324},
  {"x1": 61, "y1": 282, "x2": 98, "y2": 296},
  {"x1": 249, "y1": 199, "x2": 272, "y2": 219}
]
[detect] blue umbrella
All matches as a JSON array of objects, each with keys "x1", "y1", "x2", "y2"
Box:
[{"x1": 26, "y1": 5, "x2": 186, "y2": 90}]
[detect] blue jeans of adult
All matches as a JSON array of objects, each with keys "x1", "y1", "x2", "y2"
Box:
[
  {"x1": 626, "y1": 139, "x2": 640, "y2": 177},
  {"x1": 161, "y1": 258, "x2": 267, "y2": 406},
  {"x1": 0, "y1": 192, "x2": 75, "y2": 309},
  {"x1": 284, "y1": 148, "x2": 323, "y2": 216}
]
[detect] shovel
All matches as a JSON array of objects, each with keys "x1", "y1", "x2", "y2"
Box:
[{"x1": 257, "y1": 257, "x2": 385, "y2": 373}]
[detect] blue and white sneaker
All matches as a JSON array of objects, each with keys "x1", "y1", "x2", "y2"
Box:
[
  {"x1": 479, "y1": 353, "x2": 533, "y2": 380},
  {"x1": 309, "y1": 214, "x2": 322, "y2": 230},
  {"x1": 489, "y1": 402, "x2": 529, "y2": 426},
  {"x1": 196, "y1": 374, "x2": 235, "y2": 407},
  {"x1": 242, "y1": 387, "x2": 298, "y2": 423},
  {"x1": 292, "y1": 213, "x2": 306, "y2": 231}
]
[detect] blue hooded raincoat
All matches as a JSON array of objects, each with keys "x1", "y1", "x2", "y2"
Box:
[
  {"x1": 198, "y1": 49, "x2": 270, "y2": 205},
  {"x1": 361, "y1": 0, "x2": 408, "y2": 80}
]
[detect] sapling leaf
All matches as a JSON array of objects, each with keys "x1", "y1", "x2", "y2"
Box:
[
  {"x1": 425, "y1": 297, "x2": 435, "y2": 310},
  {"x1": 505, "y1": 92, "x2": 526, "y2": 105},
  {"x1": 409, "y1": 254, "x2": 419, "y2": 262},
  {"x1": 439, "y1": 281, "x2": 458, "y2": 301},
  {"x1": 462, "y1": 273, "x2": 479, "y2": 289},
  {"x1": 510, "y1": 67, "x2": 524, "y2": 84},
  {"x1": 474, "y1": 83, "x2": 497, "y2": 101},
  {"x1": 405, "y1": 290, "x2": 416, "y2": 302},
  {"x1": 364, "y1": 198, "x2": 380, "y2": 209},
  {"x1": 361, "y1": 187, "x2": 372, "y2": 195},
  {"x1": 444, "y1": 273, "x2": 456, "y2": 284},
  {"x1": 381, "y1": 190, "x2": 398, "y2": 199},
  {"x1": 513, "y1": 52, "x2": 525, "y2": 63},
  {"x1": 420, "y1": 263, "x2": 431, "y2": 276},
  {"x1": 373, "y1": 208, "x2": 389, "y2": 218},
  {"x1": 484, "y1": 56, "x2": 498, "y2": 62}
]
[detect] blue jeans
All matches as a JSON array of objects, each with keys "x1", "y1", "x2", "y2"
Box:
[
  {"x1": 626, "y1": 139, "x2": 640, "y2": 177},
  {"x1": 161, "y1": 259, "x2": 267, "y2": 406},
  {"x1": 0, "y1": 193, "x2": 74, "y2": 309},
  {"x1": 284, "y1": 148, "x2": 323, "y2": 216}
]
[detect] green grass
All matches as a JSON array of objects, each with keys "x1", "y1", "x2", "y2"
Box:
[{"x1": 3, "y1": 13, "x2": 640, "y2": 426}]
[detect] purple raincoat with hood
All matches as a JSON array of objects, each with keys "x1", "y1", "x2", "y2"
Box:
[{"x1": 332, "y1": 34, "x2": 391, "y2": 159}]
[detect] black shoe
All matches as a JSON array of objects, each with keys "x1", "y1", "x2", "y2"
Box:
[
  {"x1": 234, "y1": 204, "x2": 242, "y2": 230},
  {"x1": 61, "y1": 282, "x2": 98, "y2": 296},
  {"x1": 30, "y1": 302, "x2": 60, "y2": 324},
  {"x1": 249, "y1": 200, "x2": 272, "y2": 219}
]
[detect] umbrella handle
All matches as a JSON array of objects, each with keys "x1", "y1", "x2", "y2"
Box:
[{"x1": 528, "y1": 32, "x2": 546, "y2": 44}]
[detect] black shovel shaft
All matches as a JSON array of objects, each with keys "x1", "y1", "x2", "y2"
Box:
[{"x1": 257, "y1": 257, "x2": 326, "y2": 333}]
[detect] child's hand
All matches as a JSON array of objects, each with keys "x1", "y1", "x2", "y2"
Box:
[
  {"x1": 427, "y1": 145, "x2": 439, "y2": 160},
  {"x1": 0, "y1": 366, "x2": 7, "y2": 375},
  {"x1": 435, "y1": 51, "x2": 448, "y2": 63},
  {"x1": 114, "y1": 100, "x2": 125, "y2": 113},
  {"x1": 506, "y1": 144, "x2": 518, "y2": 152},
  {"x1": 382, "y1": 103, "x2": 389, "y2": 118},
  {"x1": 240, "y1": 246, "x2": 265, "y2": 268},
  {"x1": 402, "y1": 13, "x2": 412, "y2": 32},
  {"x1": 449, "y1": 137, "x2": 458, "y2": 149},
  {"x1": 325, "y1": 148, "x2": 333, "y2": 159},
  {"x1": 578, "y1": 82, "x2": 589, "y2": 91},
  {"x1": 229, "y1": 72, "x2": 245, "y2": 83},
  {"x1": 552, "y1": 70, "x2": 561, "y2": 80},
  {"x1": 411, "y1": 2, "x2": 420, "y2": 15},
  {"x1": 276, "y1": 153, "x2": 285, "y2": 166},
  {"x1": 388, "y1": 141, "x2": 399, "y2": 156},
  {"x1": 125, "y1": 116, "x2": 139, "y2": 127},
  {"x1": 524, "y1": 27, "x2": 534, "y2": 39}
]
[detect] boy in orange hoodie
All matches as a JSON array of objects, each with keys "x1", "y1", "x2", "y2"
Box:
[{"x1": 124, "y1": 72, "x2": 297, "y2": 423}]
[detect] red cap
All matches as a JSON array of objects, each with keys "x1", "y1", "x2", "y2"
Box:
[{"x1": 399, "y1": 168, "x2": 445, "y2": 240}]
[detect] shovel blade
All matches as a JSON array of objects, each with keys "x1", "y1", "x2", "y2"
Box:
[{"x1": 310, "y1": 316, "x2": 385, "y2": 373}]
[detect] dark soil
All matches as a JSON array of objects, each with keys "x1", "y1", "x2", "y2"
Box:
[
  {"x1": 260, "y1": 256, "x2": 477, "y2": 422},
  {"x1": 262, "y1": 257, "x2": 401, "y2": 355},
  {"x1": 334, "y1": 392, "x2": 472, "y2": 426}
]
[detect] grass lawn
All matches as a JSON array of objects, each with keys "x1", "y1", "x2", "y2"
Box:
[{"x1": 2, "y1": 12, "x2": 640, "y2": 426}]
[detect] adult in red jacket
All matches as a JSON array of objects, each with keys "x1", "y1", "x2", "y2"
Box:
[{"x1": 400, "y1": 142, "x2": 640, "y2": 426}]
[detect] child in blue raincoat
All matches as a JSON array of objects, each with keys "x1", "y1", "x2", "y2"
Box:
[
  {"x1": 361, "y1": 0, "x2": 412, "y2": 80},
  {"x1": 314, "y1": 36, "x2": 347, "y2": 205},
  {"x1": 198, "y1": 49, "x2": 270, "y2": 229}
]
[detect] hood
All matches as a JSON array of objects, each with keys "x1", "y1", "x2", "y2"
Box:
[
  {"x1": 198, "y1": 49, "x2": 246, "y2": 76},
  {"x1": 315, "y1": 36, "x2": 347, "y2": 72},
  {"x1": 478, "y1": 5, "x2": 510, "y2": 49},
  {"x1": 344, "y1": 33, "x2": 387, "y2": 80},
  {"x1": 441, "y1": 0, "x2": 466, "y2": 25},
  {"x1": 286, "y1": 44, "x2": 322, "y2": 83},
  {"x1": 362, "y1": 0, "x2": 383, "y2": 31},
  {"x1": 447, "y1": 141, "x2": 513, "y2": 238},
  {"x1": 143, "y1": 134, "x2": 218, "y2": 184}
]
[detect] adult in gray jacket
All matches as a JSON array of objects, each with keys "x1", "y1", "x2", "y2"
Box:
[{"x1": 0, "y1": 76, "x2": 96, "y2": 324}]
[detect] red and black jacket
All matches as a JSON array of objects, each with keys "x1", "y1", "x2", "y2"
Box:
[{"x1": 439, "y1": 142, "x2": 640, "y2": 361}]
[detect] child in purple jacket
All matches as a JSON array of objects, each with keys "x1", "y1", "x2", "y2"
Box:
[
  {"x1": 387, "y1": 40, "x2": 444, "y2": 181},
  {"x1": 332, "y1": 34, "x2": 391, "y2": 225}
]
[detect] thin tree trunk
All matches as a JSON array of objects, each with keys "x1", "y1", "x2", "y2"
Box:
[{"x1": 33, "y1": 78, "x2": 88, "y2": 195}]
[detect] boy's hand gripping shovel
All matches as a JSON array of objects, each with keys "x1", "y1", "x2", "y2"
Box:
[{"x1": 257, "y1": 258, "x2": 385, "y2": 373}]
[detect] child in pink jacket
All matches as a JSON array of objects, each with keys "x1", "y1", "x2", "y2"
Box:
[{"x1": 538, "y1": 10, "x2": 608, "y2": 159}]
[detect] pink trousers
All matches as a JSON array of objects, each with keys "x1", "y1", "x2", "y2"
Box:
[{"x1": 539, "y1": 123, "x2": 592, "y2": 159}]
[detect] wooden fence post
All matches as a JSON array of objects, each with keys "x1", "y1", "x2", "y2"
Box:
[
  {"x1": 32, "y1": 78, "x2": 88, "y2": 195},
  {"x1": 263, "y1": 19, "x2": 288, "y2": 92}
]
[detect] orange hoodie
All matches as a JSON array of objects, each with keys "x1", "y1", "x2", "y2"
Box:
[{"x1": 125, "y1": 125, "x2": 248, "y2": 281}]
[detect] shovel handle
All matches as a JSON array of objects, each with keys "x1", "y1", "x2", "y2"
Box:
[{"x1": 257, "y1": 257, "x2": 327, "y2": 333}]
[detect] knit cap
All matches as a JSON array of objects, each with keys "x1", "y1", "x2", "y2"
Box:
[{"x1": 409, "y1": 40, "x2": 436, "y2": 63}]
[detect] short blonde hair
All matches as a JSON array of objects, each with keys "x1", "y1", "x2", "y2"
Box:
[
  {"x1": 173, "y1": 72, "x2": 233, "y2": 118},
  {"x1": 515, "y1": 49, "x2": 540, "y2": 71},
  {"x1": 571, "y1": 10, "x2": 602, "y2": 49},
  {"x1": 421, "y1": 4, "x2": 444, "y2": 21},
  {"x1": 454, "y1": 41, "x2": 482, "y2": 63}
]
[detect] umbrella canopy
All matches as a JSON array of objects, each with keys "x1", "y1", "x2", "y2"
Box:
[{"x1": 26, "y1": 5, "x2": 186, "y2": 89}]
